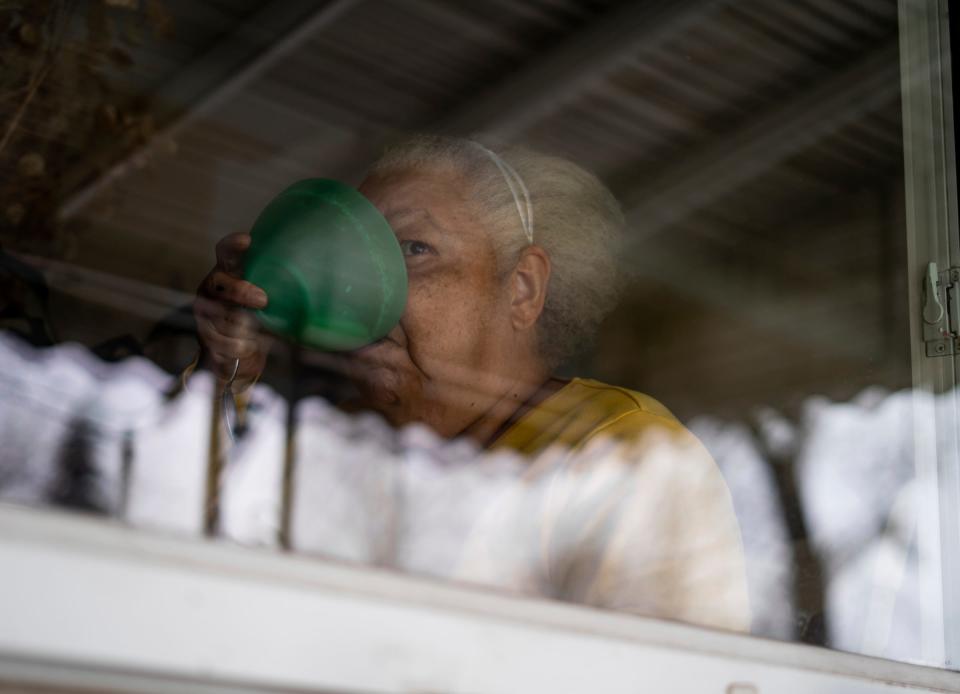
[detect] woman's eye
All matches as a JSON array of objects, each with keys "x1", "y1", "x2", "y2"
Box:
[{"x1": 399, "y1": 240, "x2": 432, "y2": 257}]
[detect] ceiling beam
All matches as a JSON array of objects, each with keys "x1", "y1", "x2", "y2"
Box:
[
  {"x1": 59, "y1": 0, "x2": 363, "y2": 221},
  {"x1": 440, "y1": 0, "x2": 732, "y2": 139},
  {"x1": 10, "y1": 252, "x2": 193, "y2": 323}
]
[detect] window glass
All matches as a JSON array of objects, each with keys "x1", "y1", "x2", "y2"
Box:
[{"x1": 0, "y1": 0, "x2": 956, "y2": 672}]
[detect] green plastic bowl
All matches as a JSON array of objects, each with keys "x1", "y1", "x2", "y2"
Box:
[{"x1": 244, "y1": 179, "x2": 407, "y2": 351}]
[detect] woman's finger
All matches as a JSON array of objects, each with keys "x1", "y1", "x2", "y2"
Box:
[
  {"x1": 195, "y1": 297, "x2": 260, "y2": 339},
  {"x1": 207, "y1": 352, "x2": 240, "y2": 382},
  {"x1": 201, "y1": 270, "x2": 267, "y2": 309},
  {"x1": 197, "y1": 320, "x2": 261, "y2": 361},
  {"x1": 215, "y1": 233, "x2": 252, "y2": 274}
]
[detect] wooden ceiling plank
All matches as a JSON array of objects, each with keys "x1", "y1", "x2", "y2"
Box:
[
  {"x1": 620, "y1": 42, "x2": 901, "y2": 243},
  {"x1": 439, "y1": 0, "x2": 733, "y2": 139}
]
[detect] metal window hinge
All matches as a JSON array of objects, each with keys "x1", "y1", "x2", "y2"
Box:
[{"x1": 922, "y1": 262, "x2": 960, "y2": 357}]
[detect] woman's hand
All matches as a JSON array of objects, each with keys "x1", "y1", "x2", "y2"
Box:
[{"x1": 194, "y1": 233, "x2": 271, "y2": 390}]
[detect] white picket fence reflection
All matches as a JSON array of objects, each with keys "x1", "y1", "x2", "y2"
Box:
[{"x1": 0, "y1": 332, "x2": 944, "y2": 665}]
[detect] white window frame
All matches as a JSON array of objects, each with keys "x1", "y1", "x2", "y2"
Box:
[
  {"x1": 900, "y1": 0, "x2": 960, "y2": 669},
  {"x1": 1, "y1": 504, "x2": 958, "y2": 694}
]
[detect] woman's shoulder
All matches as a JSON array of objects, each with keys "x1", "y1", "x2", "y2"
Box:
[
  {"x1": 565, "y1": 378, "x2": 680, "y2": 424},
  {"x1": 495, "y1": 377, "x2": 689, "y2": 455}
]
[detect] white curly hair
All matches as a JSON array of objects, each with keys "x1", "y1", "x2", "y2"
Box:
[{"x1": 367, "y1": 134, "x2": 625, "y2": 369}]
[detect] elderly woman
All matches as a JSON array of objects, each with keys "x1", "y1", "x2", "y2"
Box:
[{"x1": 194, "y1": 135, "x2": 750, "y2": 631}]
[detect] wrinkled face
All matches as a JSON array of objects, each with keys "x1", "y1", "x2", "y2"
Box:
[{"x1": 345, "y1": 167, "x2": 517, "y2": 436}]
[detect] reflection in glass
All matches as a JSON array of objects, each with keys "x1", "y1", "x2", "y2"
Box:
[
  {"x1": 0, "y1": 327, "x2": 945, "y2": 667},
  {"x1": 0, "y1": 0, "x2": 953, "y2": 674}
]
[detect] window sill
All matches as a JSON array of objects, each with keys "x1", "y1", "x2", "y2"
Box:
[{"x1": 0, "y1": 504, "x2": 955, "y2": 693}]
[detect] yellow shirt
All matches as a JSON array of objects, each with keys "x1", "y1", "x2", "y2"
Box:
[
  {"x1": 492, "y1": 378, "x2": 689, "y2": 455},
  {"x1": 461, "y1": 378, "x2": 752, "y2": 633}
]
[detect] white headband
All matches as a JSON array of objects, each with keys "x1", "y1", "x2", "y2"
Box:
[{"x1": 471, "y1": 142, "x2": 534, "y2": 245}]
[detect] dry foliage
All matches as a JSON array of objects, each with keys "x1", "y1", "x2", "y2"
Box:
[{"x1": 0, "y1": 0, "x2": 172, "y2": 256}]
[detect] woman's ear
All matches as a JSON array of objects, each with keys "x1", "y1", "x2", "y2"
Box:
[{"x1": 510, "y1": 245, "x2": 551, "y2": 331}]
